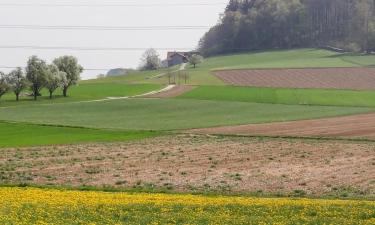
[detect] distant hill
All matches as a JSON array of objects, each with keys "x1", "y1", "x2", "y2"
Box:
[{"x1": 106, "y1": 68, "x2": 135, "y2": 77}]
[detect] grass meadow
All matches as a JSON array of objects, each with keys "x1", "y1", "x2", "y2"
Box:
[
  {"x1": 182, "y1": 49, "x2": 375, "y2": 85},
  {"x1": 86, "y1": 49, "x2": 375, "y2": 86},
  {"x1": 0, "y1": 122, "x2": 159, "y2": 148},
  {"x1": 83, "y1": 66, "x2": 180, "y2": 85},
  {"x1": 1, "y1": 49, "x2": 375, "y2": 144},
  {"x1": 179, "y1": 86, "x2": 375, "y2": 107},
  {"x1": 0, "y1": 83, "x2": 162, "y2": 107},
  {"x1": 0, "y1": 98, "x2": 372, "y2": 131}
]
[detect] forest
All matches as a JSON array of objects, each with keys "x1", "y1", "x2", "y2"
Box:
[{"x1": 199, "y1": 0, "x2": 375, "y2": 56}]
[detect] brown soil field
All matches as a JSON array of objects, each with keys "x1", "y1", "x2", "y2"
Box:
[
  {"x1": 215, "y1": 68, "x2": 375, "y2": 90},
  {"x1": 191, "y1": 113, "x2": 375, "y2": 140},
  {"x1": 145, "y1": 85, "x2": 195, "y2": 98},
  {"x1": 1, "y1": 135, "x2": 374, "y2": 198}
]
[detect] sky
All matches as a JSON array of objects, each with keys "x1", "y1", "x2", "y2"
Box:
[{"x1": 0, "y1": 0, "x2": 226, "y2": 79}]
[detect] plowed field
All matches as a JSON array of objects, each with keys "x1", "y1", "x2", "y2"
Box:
[
  {"x1": 191, "y1": 113, "x2": 375, "y2": 139},
  {"x1": 215, "y1": 68, "x2": 375, "y2": 90},
  {"x1": 1, "y1": 135, "x2": 374, "y2": 197}
]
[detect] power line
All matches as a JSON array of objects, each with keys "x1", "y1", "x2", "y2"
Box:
[
  {"x1": 0, "y1": 66, "x2": 21, "y2": 69},
  {"x1": 0, "y1": 25, "x2": 211, "y2": 31},
  {"x1": 0, "y1": 2, "x2": 226, "y2": 7},
  {"x1": 0, "y1": 45, "x2": 273, "y2": 52},
  {"x1": 0, "y1": 66, "x2": 113, "y2": 71},
  {"x1": 0, "y1": 45, "x2": 195, "y2": 51}
]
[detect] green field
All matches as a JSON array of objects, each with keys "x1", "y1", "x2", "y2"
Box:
[
  {"x1": 1, "y1": 48, "x2": 375, "y2": 146},
  {"x1": 83, "y1": 66, "x2": 180, "y2": 85},
  {"x1": 191, "y1": 49, "x2": 375, "y2": 71},
  {"x1": 0, "y1": 83, "x2": 162, "y2": 107},
  {"x1": 0, "y1": 122, "x2": 159, "y2": 148},
  {"x1": 0, "y1": 98, "x2": 372, "y2": 131},
  {"x1": 182, "y1": 49, "x2": 375, "y2": 86},
  {"x1": 179, "y1": 86, "x2": 375, "y2": 107},
  {"x1": 84, "y1": 70, "x2": 168, "y2": 84}
]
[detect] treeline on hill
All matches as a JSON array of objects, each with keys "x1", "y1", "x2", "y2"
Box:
[{"x1": 199, "y1": 0, "x2": 375, "y2": 56}]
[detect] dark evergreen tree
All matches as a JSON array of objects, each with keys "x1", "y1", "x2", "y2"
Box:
[{"x1": 199, "y1": 0, "x2": 375, "y2": 56}]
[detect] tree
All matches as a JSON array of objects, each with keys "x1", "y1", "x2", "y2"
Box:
[
  {"x1": 26, "y1": 56, "x2": 47, "y2": 100},
  {"x1": 0, "y1": 72, "x2": 10, "y2": 100},
  {"x1": 7, "y1": 67, "x2": 28, "y2": 101},
  {"x1": 226, "y1": 0, "x2": 240, "y2": 12},
  {"x1": 189, "y1": 54, "x2": 204, "y2": 68},
  {"x1": 356, "y1": 0, "x2": 375, "y2": 52},
  {"x1": 199, "y1": 0, "x2": 375, "y2": 55},
  {"x1": 53, "y1": 56, "x2": 83, "y2": 97},
  {"x1": 140, "y1": 48, "x2": 161, "y2": 70},
  {"x1": 45, "y1": 64, "x2": 66, "y2": 99},
  {"x1": 166, "y1": 70, "x2": 175, "y2": 84},
  {"x1": 178, "y1": 71, "x2": 190, "y2": 84}
]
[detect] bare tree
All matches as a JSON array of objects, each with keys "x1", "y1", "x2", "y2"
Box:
[{"x1": 178, "y1": 71, "x2": 190, "y2": 84}]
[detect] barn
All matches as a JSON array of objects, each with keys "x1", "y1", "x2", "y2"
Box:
[
  {"x1": 167, "y1": 52, "x2": 189, "y2": 67},
  {"x1": 166, "y1": 51, "x2": 200, "y2": 67}
]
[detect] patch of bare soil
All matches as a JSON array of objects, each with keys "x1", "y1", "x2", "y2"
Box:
[
  {"x1": 191, "y1": 113, "x2": 375, "y2": 140},
  {"x1": 215, "y1": 68, "x2": 375, "y2": 90},
  {"x1": 1, "y1": 135, "x2": 374, "y2": 198},
  {"x1": 145, "y1": 85, "x2": 195, "y2": 98}
]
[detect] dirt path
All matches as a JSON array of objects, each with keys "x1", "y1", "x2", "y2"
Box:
[
  {"x1": 215, "y1": 68, "x2": 375, "y2": 90},
  {"x1": 144, "y1": 85, "x2": 195, "y2": 98},
  {"x1": 147, "y1": 63, "x2": 187, "y2": 80},
  {"x1": 191, "y1": 113, "x2": 375, "y2": 139},
  {"x1": 1, "y1": 135, "x2": 373, "y2": 197}
]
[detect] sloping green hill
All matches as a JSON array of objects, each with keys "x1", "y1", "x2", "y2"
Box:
[
  {"x1": 2, "y1": 48, "x2": 375, "y2": 147},
  {"x1": 184, "y1": 48, "x2": 375, "y2": 85},
  {"x1": 95, "y1": 49, "x2": 375, "y2": 86},
  {"x1": 0, "y1": 83, "x2": 162, "y2": 107}
]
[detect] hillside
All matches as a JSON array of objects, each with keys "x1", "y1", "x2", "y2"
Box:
[
  {"x1": 1, "y1": 48, "x2": 375, "y2": 201},
  {"x1": 90, "y1": 48, "x2": 375, "y2": 86}
]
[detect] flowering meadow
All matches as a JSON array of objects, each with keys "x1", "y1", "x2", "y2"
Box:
[{"x1": 0, "y1": 188, "x2": 373, "y2": 225}]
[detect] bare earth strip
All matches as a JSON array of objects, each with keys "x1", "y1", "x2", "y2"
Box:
[
  {"x1": 215, "y1": 68, "x2": 375, "y2": 90},
  {"x1": 191, "y1": 113, "x2": 375, "y2": 139},
  {"x1": 0, "y1": 135, "x2": 374, "y2": 197},
  {"x1": 145, "y1": 85, "x2": 196, "y2": 98}
]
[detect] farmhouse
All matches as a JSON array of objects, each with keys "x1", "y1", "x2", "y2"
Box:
[
  {"x1": 167, "y1": 51, "x2": 199, "y2": 67},
  {"x1": 167, "y1": 52, "x2": 188, "y2": 67}
]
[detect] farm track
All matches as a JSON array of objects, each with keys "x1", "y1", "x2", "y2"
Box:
[
  {"x1": 191, "y1": 113, "x2": 375, "y2": 139},
  {"x1": 0, "y1": 85, "x2": 176, "y2": 109},
  {"x1": 144, "y1": 85, "x2": 196, "y2": 98},
  {"x1": 215, "y1": 68, "x2": 375, "y2": 90}
]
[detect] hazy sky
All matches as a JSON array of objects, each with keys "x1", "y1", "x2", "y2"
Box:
[{"x1": 0, "y1": 0, "x2": 226, "y2": 79}]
